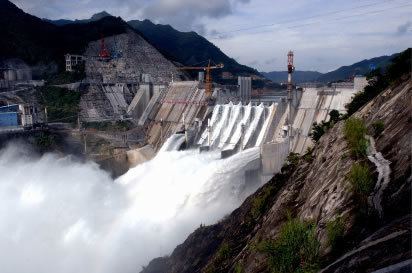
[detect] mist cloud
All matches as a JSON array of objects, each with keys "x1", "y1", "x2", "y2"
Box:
[{"x1": 0, "y1": 144, "x2": 260, "y2": 273}]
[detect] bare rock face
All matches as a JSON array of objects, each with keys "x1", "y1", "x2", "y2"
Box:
[
  {"x1": 141, "y1": 77, "x2": 411, "y2": 273},
  {"x1": 84, "y1": 30, "x2": 185, "y2": 84},
  {"x1": 79, "y1": 30, "x2": 188, "y2": 122}
]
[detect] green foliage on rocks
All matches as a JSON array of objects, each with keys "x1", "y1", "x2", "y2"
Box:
[
  {"x1": 47, "y1": 63, "x2": 85, "y2": 85},
  {"x1": 344, "y1": 118, "x2": 368, "y2": 158},
  {"x1": 35, "y1": 131, "x2": 55, "y2": 150},
  {"x1": 37, "y1": 86, "x2": 81, "y2": 123},
  {"x1": 310, "y1": 110, "x2": 342, "y2": 142},
  {"x1": 251, "y1": 184, "x2": 276, "y2": 219},
  {"x1": 371, "y1": 120, "x2": 385, "y2": 138},
  {"x1": 260, "y1": 217, "x2": 320, "y2": 273},
  {"x1": 234, "y1": 262, "x2": 244, "y2": 273},
  {"x1": 326, "y1": 216, "x2": 345, "y2": 248},
  {"x1": 348, "y1": 163, "x2": 374, "y2": 197},
  {"x1": 83, "y1": 120, "x2": 133, "y2": 132}
]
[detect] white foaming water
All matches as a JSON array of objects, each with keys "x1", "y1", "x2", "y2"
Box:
[{"x1": 0, "y1": 143, "x2": 261, "y2": 273}]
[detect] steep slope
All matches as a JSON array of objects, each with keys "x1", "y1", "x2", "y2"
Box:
[
  {"x1": 128, "y1": 19, "x2": 260, "y2": 77},
  {"x1": 261, "y1": 70, "x2": 322, "y2": 84},
  {"x1": 141, "y1": 76, "x2": 411, "y2": 272}
]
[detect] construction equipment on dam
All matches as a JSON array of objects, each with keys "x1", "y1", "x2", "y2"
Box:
[{"x1": 178, "y1": 60, "x2": 224, "y2": 98}]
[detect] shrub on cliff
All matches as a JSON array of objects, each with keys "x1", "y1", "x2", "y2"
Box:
[
  {"x1": 348, "y1": 163, "x2": 374, "y2": 197},
  {"x1": 260, "y1": 217, "x2": 320, "y2": 273},
  {"x1": 371, "y1": 120, "x2": 385, "y2": 138},
  {"x1": 344, "y1": 118, "x2": 368, "y2": 158},
  {"x1": 326, "y1": 216, "x2": 345, "y2": 248}
]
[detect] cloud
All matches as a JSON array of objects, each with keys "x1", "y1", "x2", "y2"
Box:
[
  {"x1": 141, "y1": 0, "x2": 251, "y2": 32},
  {"x1": 11, "y1": 0, "x2": 250, "y2": 32},
  {"x1": 248, "y1": 60, "x2": 259, "y2": 67},
  {"x1": 265, "y1": 58, "x2": 277, "y2": 65},
  {"x1": 209, "y1": 29, "x2": 234, "y2": 40},
  {"x1": 397, "y1": 21, "x2": 411, "y2": 35},
  {"x1": 9, "y1": 0, "x2": 412, "y2": 72}
]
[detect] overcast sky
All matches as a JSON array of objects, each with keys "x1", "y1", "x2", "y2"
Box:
[{"x1": 10, "y1": 0, "x2": 412, "y2": 72}]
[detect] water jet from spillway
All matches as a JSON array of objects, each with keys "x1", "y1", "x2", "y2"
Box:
[{"x1": 0, "y1": 141, "x2": 262, "y2": 273}]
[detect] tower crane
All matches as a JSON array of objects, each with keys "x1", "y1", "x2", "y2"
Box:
[{"x1": 178, "y1": 60, "x2": 224, "y2": 98}]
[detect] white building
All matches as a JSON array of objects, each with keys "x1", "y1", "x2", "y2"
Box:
[
  {"x1": 354, "y1": 75, "x2": 368, "y2": 92},
  {"x1": 65, "y1": 54, "x2": 85, "y2": 72}
]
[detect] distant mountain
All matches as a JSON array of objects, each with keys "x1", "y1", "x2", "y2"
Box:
[
  {"x1": 128, "y1": 19, "x2": 260, "y2": 78},
  {"x1": 0, "y1": 1, "x2": 130, "y2": 68},
  {"x1": 262, "y1": 54, "x2": 398, "y2": 84},
  {"x1": 261, "y1": 71, "x2": 322, "y2": 84},
  {"x1": 45, "y1": 13, "x2": 260, "y2": 79},
  {"x1": 43, "y1": 11, "x2": 113, "y2": 26},
  {"x1": 317, "y1": 54, "x2": 397, "y2": 82}
]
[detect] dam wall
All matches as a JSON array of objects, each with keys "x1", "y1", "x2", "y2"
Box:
[
  {"x1": 291, "y1": 86, "x2": 356, "y2": 154},
  {"x1": 146, "y1": 81, "x2": 208, "y2": 149}
]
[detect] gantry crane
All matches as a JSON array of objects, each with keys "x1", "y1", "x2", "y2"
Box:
[{"x1": 178, "y1": 60, "x2": 224, "y2": 98}]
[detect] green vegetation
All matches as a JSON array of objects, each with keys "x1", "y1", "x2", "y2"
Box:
[
  {"x1": 37, "y1": 86, "x2": 81, "y2": 123},
  {"x1": 310, "y1": 110, "x2": 341, "y2": 142},
  {"x1": 346, "y1": 49, "x2": 411, "y2": 116},
  {"x1": 234, "y1": 262, "x2": 244, "y2": 273},
  {"x1": 128, "y1": 20, "x2": 259, "y2": 79},
  {"x1": 348, "y1": 163, "x2": 374, "y2": 196},
  {"x1": 371, "y1": 120, "x2": 385, "y2": 138},
  {"x1": 303, "y1": 147, "x2": 314, "y2": 162},
  {"x1": 326, "y1": 216, "x2": 345, "y2": 248},
  {"x1": 205, "y1": 242, "x2": 232, "y2": 273},
  {"x1": 286, "y1": 152, "x2": 300, "y2": 166},
  {"x1": 83, "y1": 120, "x2": 133, "y2": 132},
  {"x1": 35, "y1": 131, "x2": 55, "y2": 150},
  {"x1": 47, "y1": 64, "x2": 85, "y2": 85},
  {"x1": 216, "y1": 242, "x2": 231, "y2": 262},
  {"x1": 343, "y1": 118, "x2": 368, "y2": 158},
  {"x1": 251, "y1": 184, "x2": 276, "y2": 219},
  {"x1": 260, "y1": 217, "x2": 320, "y2": 273}
]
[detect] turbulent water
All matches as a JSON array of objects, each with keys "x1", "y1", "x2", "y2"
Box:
[
  {"x1": 0, "y1": 142, "x2": 261, "y2": 273},
  {"x1": 198, "y1": 102, "x2": 275, "y2": 151}
]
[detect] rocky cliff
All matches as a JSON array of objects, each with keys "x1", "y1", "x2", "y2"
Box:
[{"x1": 141, "y1": 76, "x2": 411, "y2": 273}]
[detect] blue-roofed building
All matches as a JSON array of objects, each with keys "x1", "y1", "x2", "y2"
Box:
[{"x1": 0, "y1": 105, "x2": 20, "y2": 127}]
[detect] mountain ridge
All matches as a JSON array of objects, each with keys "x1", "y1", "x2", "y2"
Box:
[
  {"x1": 42, "y1": 11, "x2": 260, "y2": 78},
  {"x1": 262, "y1": 54, "x2": 398, "y2": 83}
]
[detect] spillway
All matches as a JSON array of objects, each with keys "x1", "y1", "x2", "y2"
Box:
[
  {"x1": 197, "y1": 102, "x2": 281, "y2": 153},
  {"x1": 0, "y1": 138, "x2": 263, "y2": 273}
]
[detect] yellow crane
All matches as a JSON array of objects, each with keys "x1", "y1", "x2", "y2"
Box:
[{"x1": 178, "y1": 60, "x2": 224, "y2": 98}]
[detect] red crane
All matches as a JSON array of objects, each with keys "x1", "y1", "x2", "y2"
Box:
[{"x1": 99, "y1": 36, "x2": 111, "y2": 60}]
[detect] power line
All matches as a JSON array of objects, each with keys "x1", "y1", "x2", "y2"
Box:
[
  {"x1": 208, "y1": 0, "x2": 409, "y2": 39},
  {"x1": 287, "y1": 3, "x2": 412, "y2": 29}
]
